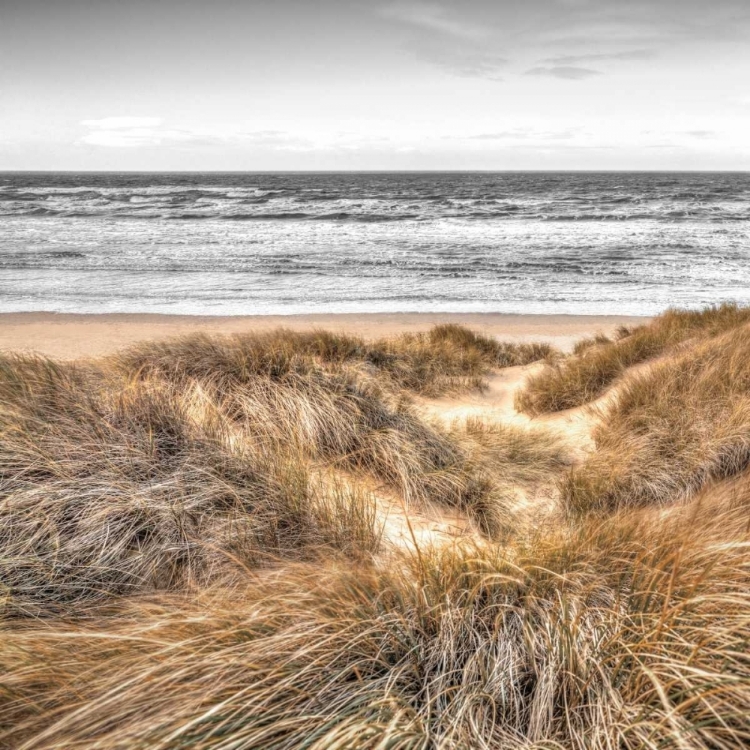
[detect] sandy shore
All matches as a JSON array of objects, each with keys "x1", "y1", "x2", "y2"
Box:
[{"x1": 0, "y1": 312, "x2": 650, "y2": 360}]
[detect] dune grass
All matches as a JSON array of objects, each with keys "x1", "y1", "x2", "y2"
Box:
[
  {"x1": 0, "y1": 325, "x2": 554, "y2": 617},
  {"x1": 434, "y1": 418, "x2": 573, "y2": 537},
  {"x1": 571, "y1": 332, "x2": 612, "y2": 355},
  {"x1": 110, "y1": 337, "x2": 504, "y2": 516},
  {"x1": 457, "y1": 416, "x2": 571, "y2": 486},
  {"x1": 2, "y1": 488, "x2": 749, "y2": 749},
  {"x1": 0, "y1": 355, "x2": 386, "y2": 617},
  {"x1": 517, "y1": 303, "x2": 750, "y2": 414},
  {"x1": 562, "y1": 324, "x2": 750, "y2": 515},
  {"x1": 114, "y1": 323, "x2": 554, "y2": 398},
  {"x1": 2, "y1": 317, "x2": 750, "y2": 748}
]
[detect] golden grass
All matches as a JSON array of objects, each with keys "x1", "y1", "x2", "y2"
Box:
[
  {"x1": 517, "y1": 303, "x2": 750, "y2": 414},
  {"x1": 2, "y1": 488, "x2": 749, "y2": 749},
  {"x1": 562, "y1": 324, "x2": 750, "y2": 515},
  {"x1": 2, "y1": 317, "x2": 750, "y2": 748},
  {"x1": 571, "y1": 332, "x2": 612, "y2": 355},
  {"x1": 438, "y1": 418, "x2": 572, "y2": 537},
  {"x1": 458, "y1": 416, "x2": 571, "y2": 486},
  {"x1": 0, "y1": 325, "x2": 553, "y2": 617},
  {"x1": 0, "y1": 356, "x2": 385, "y2": 617},
  {"x1": 114, "y1": 323, "x2": 554, "y2": 398}
]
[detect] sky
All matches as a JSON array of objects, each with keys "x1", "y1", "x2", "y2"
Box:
[{"x1": 2, "y1": 0, "x2": 750, "y2": 170}]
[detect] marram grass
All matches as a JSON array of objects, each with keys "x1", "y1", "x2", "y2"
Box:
[
  {"x1": 0, "y1": 326, "x2": 554, "y2": 616},
  {"x1": 517, "y1": 302, "x2": 750, "y2": 415},
  {"x1": 1, "y1": 318, "x2": 750, "y2": 749},
  {"x1": 2, "y1": 491, "x2": 750, "y2": 749},
  {"x1": 562, "y1": 324, "x2": 750, "y2": 515}
]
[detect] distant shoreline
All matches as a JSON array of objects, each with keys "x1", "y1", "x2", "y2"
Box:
[
  {"x1": 3, "y1": 170, "x2": 749, "y2": 174},
  {"x1": 0, "y1": 311, "x2": 650, "y2": 359}
]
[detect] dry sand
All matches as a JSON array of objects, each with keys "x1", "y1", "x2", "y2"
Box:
[
  {"x1": 419, "y1": 363, "x2": 597, "y2": 455},
  {"x1": 0, "y1": 312, "x2": 648, "y2": 360}
]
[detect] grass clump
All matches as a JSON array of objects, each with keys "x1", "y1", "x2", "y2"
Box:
[
  {"x1": 517, "y1": 303, "x2": 750, "y2": 414},
  {"x1": 458, "y1": 417, "x2": 571, "y2": 486},
  {"x1": 0, "y1": 354, "x2": 383, "y2": 617},
  {"x1": 562, "y1": 325, "x2": 750, "y2": 514},
  {"x1": 115, "y1": 324, "x2": 554, "y2": 398},
  {"x1": 450, "y1": 418, "x2": 573, "y2": 535},
  {"x1": 113, "y1": 336, "x2": 495, "y2": 513},
  {"x1": 2, "y1": 490, "x2": 749, "y2": 749},
  {"x1": 572, "y1": 332, "x2": 611, "y2": 355}
]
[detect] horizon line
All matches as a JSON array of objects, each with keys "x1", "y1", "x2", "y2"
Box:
[{"x1": 2, "y1": 169, "x2": 750, "y2": 174}]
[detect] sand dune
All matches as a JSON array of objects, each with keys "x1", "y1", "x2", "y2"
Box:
[{"x1": 3, "y1": 309, "x2": 750, "y2": 749}]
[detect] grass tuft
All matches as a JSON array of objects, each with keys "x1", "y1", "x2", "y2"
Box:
[
  {"x1": 562, "y1": 324, "x2": 750, "y2": 514},
  {"x1": 2, "y1": 490, "x2": 749, "y2": 749},
  {"x1": 0, "y1": 355, "x2": 385, "y2": 616},
  {"x1": 517, "y1": 303, "x2": 750, "y2": 414},
  {"x1": 114, "y1": 324, "x2": 554, "y2": 398}
]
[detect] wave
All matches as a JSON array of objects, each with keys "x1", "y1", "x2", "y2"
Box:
[
  {"x1": 0, "y1": 174, "x2": 748, "y2": 225},
  {"x1": 46, "y1": 251, "x2": 87, "y2": 259},
  {"x1": 3, "y1": 204, "x2": 748, "y2": 223},
  {"x1": 224, "y1": 212, "x2": 311, "y2": 220}
]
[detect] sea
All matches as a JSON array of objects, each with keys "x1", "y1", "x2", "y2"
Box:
[{"x1": 1, "y1": 171, "x2": 749, "y2": 316}]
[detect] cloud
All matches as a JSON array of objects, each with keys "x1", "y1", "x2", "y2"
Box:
[
  {"x1": 541, "y1": 49, "x2": 657, "y2": 64},
  {"x1": 641, "y1": 130, "x2": 718, "y2": 149},
  {"x1": 466, "y1": 130, "x2": 529, "y2": 140},
  {"x1": 464, "y1": 127, "x2": 582, "y2": 140},
  {"x1": 524, "y1": 65, "x2": 601, "y2": 80},
  {"x1": 80, "y1": 117, "x2": 163, "y2": 130},
  {"x1": 379, "y1": 2, "x2": 487, "y2": 40},
  {"x1": 378, "y1": 2, "x2": 506, "y2": 80},
  {"x1": 79, "y1": 119, "x2": 305, "y2": 149},
  {"x1": 415, "y1": 46, "x2": 507, "y2": 80},
  {"x1": 80, "y1": 117, "x2": 177, "y2": 148}
]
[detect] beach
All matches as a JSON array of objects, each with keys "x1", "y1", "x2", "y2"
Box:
[
  {"x1": 5, "y1": 0, "x2": 750, "y2": 741},
  {"x1": 0, "y1": 311, "x2": 649, "y2": 359}
]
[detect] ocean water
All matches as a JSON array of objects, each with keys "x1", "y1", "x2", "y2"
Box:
[{"x1": 1, "y1": 171, "x2": 749, "y2": 316}]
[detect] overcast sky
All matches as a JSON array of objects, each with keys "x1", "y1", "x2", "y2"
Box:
[{"x1": 2, "y1": 0, "x2": 749, "y2": 170}]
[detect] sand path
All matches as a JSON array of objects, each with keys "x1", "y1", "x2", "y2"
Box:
[
  {"x1": 419, "y1": 363, "x2": 599, "y2": 457},
  {"x1": 377, "y1": 362, "x2": 605, "y2": 551},
  {"x1": 385, "y1": 355, "x2": 666, "y2": 550},
  {"x1": 377, "y1": 495, "x2": 479, "y2": 551}
]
